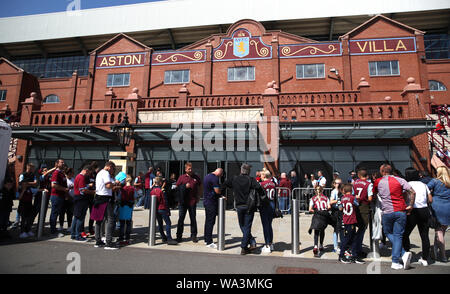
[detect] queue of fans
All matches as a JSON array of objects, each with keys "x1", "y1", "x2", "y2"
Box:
[{"x1": 0, "y1": 160, "x2": 448, "y2": 268}]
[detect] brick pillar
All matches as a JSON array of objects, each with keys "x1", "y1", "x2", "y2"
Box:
[
  {"x1": 104, "y1": 88, "x2": 116, "y2": 109},
  {"x1": 179, "y1": 84, "x2": 189, "y2": 107},
  {"x1": 16, "y1": 92, "x2": 42, "y2": 186},
  {"x1": 20, "y1": 92, "x2": 41, "y2": 126},
  {"x1": 341, "y1": 36, "x2": 352, "y2": 90},
  {"x1": 401, "y1": 77, "x2": 430, "y2": 172},
  {"x1": 261, "y1": 81, "x2": 280, "y2": 176},
  {"x1": 271, "y1": 35, "x2": 280, "y2": 91},
  {"x1": 415, "y1": 32, "x2": 431, "y2": 113},
  {"x1": 401, "y1": 77, "x2": 425, "y2": 119},
  {"x1": 70, "y1": 70, "x2": 78, "y2": 109},
  {"x1": 142, "y1": 48, "x2": 152, "y2": 97},
  {"x1": 124, "y1": 87, "x2": 142, "y2": 124},
  {"x1": 357, "y1": 77, "x2": 371, "y2": 102},
  {"x1": 204, "y1": 41, "x2": 213, "y2": 95},
  {"x1": 84, "y1": 53, "x2": 96, "y2": 109}
]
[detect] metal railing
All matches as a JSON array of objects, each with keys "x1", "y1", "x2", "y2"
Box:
[{"x1": 292, "y1": 187, "x2": 332, "y2": 212}]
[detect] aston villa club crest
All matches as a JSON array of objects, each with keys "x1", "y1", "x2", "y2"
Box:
[{"x1": 233, "y1": 37, "x2": 249, "y2": 58}]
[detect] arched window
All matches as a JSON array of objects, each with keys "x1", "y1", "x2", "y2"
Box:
[
  {"x1": 43, "y1": 94, "x2": 60, "y2": 103},
  {"x1": 429, "y1": 80, "x2": 447, "y2": 91}
]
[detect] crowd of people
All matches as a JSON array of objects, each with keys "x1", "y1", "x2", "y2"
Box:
[{"x1": 0, "y1": 159, "x2": 448, "y2": 269}]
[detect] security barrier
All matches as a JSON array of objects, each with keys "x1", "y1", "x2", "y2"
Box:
[
  {"x1": 276, "y1": 187, "x2": 291, "y2": 213},
  {"x1": 292, "y1": 187, "x2": 332, "y2": 212}
]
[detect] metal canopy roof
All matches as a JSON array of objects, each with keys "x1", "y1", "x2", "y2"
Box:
[
  {"x1": 0, "y1": 4, "x2": 449, "y2": 59},
  {"x1": 279, "y1": 120, "x2": 436, "y2": 140},
  {"x1": 11, "y1": 126, "x2": 117, "y2": 142}
]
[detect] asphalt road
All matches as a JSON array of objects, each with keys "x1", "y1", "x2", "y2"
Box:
[{"x1": 1, "y1": 239, "x2": 449, "y2": 275}]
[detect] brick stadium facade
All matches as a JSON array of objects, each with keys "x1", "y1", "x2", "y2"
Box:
[{"x1": 1, "y1": 15, "x2": 449, "y2": 185}]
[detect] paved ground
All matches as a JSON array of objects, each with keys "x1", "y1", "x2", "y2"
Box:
[{"x1": 1, "y1": 200, "x2": 449, "y2": 274}]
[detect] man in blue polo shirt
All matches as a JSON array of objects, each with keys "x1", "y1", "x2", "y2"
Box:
[{"x1": 203, "y1": 168, "x2": 223, "y2": 249}]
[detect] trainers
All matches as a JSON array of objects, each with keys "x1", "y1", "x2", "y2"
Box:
[
  {"x1": 176, "y1": 237, "x2": 182, "y2": 243},
  {"x1": 240, "y1": 248, "x2": 251, "y2": 255},
  {"x1": 261, "y1": 245, "x2": 272, "y2": 253},
  {"x1": 75, "y1": 237, "x2": 88, "y2": 242},
  {"x1": 249, "y1": 238, "x2": 257, "y2": 250},
  {"x1": 344, "y1": 250, "x2": 351, "y2": 257},
  {"x1": 391, "y1": 263, "x2": 403, "y2": 270},
  {"x1": 119, "y1": 240, "x2": 129, "y2": 246},
  {"x1": 206, "y1": 243, "x2": 217, "y2": 249},
  {"x1": 27, "y1": 231, "x2": 34, "y2": 237},
  {"x1": 313, "y1": 247, "x2": 319, "y2": 257},
  {"x1": 402, "y1": 251, "x2": 412, "y2": 269},
  {"x1": 339, "y1": 256, "x2": 352, "y2": 264},
  {"x1": 80, "y1": 232, "x2": 87, "y2": 238},
  {"x1": 58, "y1": 233, "x2": 64, "y2": 238},
  {"x1": 319, "y1": 245, "x2": 324, "y2": 251},
  {"x1": 353, "y1": 257, "x2": 366, "y2": 264},
  {"x1": 167, "y1": 239, "x2": 178, "y2": 246},
  {"x1": 19, "y1": 232, "x2": 28, "y2": 239},
  {"x1": 418, "y1": 258, "x2": 428, "y2": 267},
  {"x1": 270, "y1": 244, "x2": 274, "y2": 251},
  {"x1": 104, "y1": 244, "x2": 119, "y2": 250},
  {"x1": 191, "y1": 236, "x2": 198, "y2": 243},
  {"x1": 94, "y1": 241, "x2": 106, "y2": 248}
]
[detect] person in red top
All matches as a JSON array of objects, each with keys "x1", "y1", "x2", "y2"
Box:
[
  {"x1": 175, "y1": 162, "x2": 202, "y2": 243},
  {"x1": 49, "y1": 159, "x2": 69, "y2": 235},
  {"x1": 278, "y1": 173, "x2": 292, "y2": 214},
  {"x1": 259, "y1": 170, "x2": 278, "y2": 253},
  {"x1": 118, "y1": 176, "x2": 135, "y2": 245},
  {"x1": 338, "y1": 183, "x2": 362, "y2": 264},
  {"x1": 70, "y1": 166, "x2": 94, "y2": 241},
  {"x1": 352, "y1": 169, "x2": 373, "y2": 259},
  {"x1": 152, "y1": 177, "x2": 177, "y2": 245}
]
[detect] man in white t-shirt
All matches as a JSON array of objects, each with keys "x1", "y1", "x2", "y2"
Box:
[
  {"x1": 94, "y1": 161, "x2": 120, "y2": 250},
  {"x1": 317, "y1": 170, "x2": 327, "y2": 188},
  {"x1": 402, "y1": 167, "x2": 433, "y2": 266}
]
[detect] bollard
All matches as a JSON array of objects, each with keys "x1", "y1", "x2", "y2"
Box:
[
  {"x1": 218, "y1": 197, "x2": 226, "y2": 251},
  {"x1": 148, "y1": 195, "x2": 157, "y2": 246},
  {"x1": 291, "y1": 198, "x2": 300, "y2": 254},
  {"x1": 37, "y1": 191, "x2": 48, "y2": 239}
]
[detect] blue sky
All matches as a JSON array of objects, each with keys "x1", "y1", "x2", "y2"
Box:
[{"x1": 0, "y1": 0, "x2": 164, "y2": 18}]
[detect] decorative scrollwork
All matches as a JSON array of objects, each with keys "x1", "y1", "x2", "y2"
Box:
[
  {"x1": 155, "y1": 51, "x2": 204, "y2": 63},
  {"x1": 214, "y1": 41, "x2": 233, "y2": 59},
  {"x1": 250, "y1": 40, "x2": 270, "y2": 57},
  {"x1": 281, "y1": 45, "x2": 337, "y2": 56}
]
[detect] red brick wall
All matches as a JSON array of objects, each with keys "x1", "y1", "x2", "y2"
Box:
[{"x1": 427, "y1": 60, "x2": 450, "y2": 106}]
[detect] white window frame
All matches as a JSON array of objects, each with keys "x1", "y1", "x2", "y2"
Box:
[
  {"x1": 0, "y1": 90, "x2": 6, "y2": 101},
  {"x1": 429, "y1": 80, "x2": 447, "y2": 91},
  {"x1": 164, "y1": 70, "x2": 190, "y2": 84},
  {"x1": 107, "y1": 73, "x2": 130, "y2": 87},
  {"x1": 296, "y1": 64, "x2": 325, "y2": 79},
  {"x1": 43, "y1": 94, "x2": 60, "y2": 104},
  {"x1": 227, "y1": 66, "x2": 255, "y2": 82},
  {"x1": 368, "y1": 61, "x2": 400, "y2": 77}
]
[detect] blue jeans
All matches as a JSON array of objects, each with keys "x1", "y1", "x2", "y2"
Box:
[
  {"x1": 236, "y1": 207, "x2": 255, "y2": 249},
  {"x1": 278, "y1": 197, "x2": 290, "y2": 213},
  {"x1": 50, "y1": 196, "x2": 65, "y2": 234},
  {"x1": 259, "y1": 202, "x2": 275, "y2": 245},
  {"x1": 156, "y1": 210, "x2": 172, "y2": 240},
  {"x1": 70, "y1": 216, "x2": 84, "y2": 239},
  {"x1": 382, "y1": 211, "x2": 407, "y2": 263}
]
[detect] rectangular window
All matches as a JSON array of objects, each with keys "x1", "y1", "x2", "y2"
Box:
[
  {"x1": 106, "y1": 73, "x2": 130, "y2": 87},
  {"x1": 0, "y1": 90, "x2": 6, "y2": 101},
  {"x1": 296, "y1": 64, "x2": 325, "y2": 79},
  {"x1": 369, "y1": 61, "x2": 400, "y2": 76},
  {"x1": 227, "y1": 67, "x2": 255, "y2": 81},
  {"x1": 164, "y1": 70, "x2": 190, "y2": 84}
]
